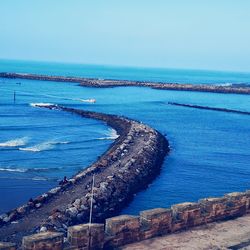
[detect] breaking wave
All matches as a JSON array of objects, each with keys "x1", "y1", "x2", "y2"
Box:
[
  {"x1": 97, "y1": 128, "x2": 119, "y2": 140},
  {"x1": 30, "y1": 103, "x2": 55, "y2": 108},
  {"x1": 0, "y1": 137, "x2": 29, "y2": 147},
  {"x1": 19, "y1": 140, "x2": 69, "y2": 152},
  {"x1": 0, "y1": 166, "x2": 63, "y2": 173}
]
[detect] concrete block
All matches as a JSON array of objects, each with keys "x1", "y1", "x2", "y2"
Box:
[
  {"x1": 0, "y1": 242, "x2": 16, "y2": 250},
  {"x1": 140, "y1": 208, "x2": 172, "y2": 239},
  {"x1": 105, "y1": 215, "x2": 140, "y2": 247},
  {"x1": 22, "y1": 232, "x2": 63, "y2": 250},
  {"x1": 68, "y1": 223, "x2": 104, "y2": 250}
]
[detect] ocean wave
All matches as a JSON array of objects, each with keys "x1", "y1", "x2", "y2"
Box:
[
  {"x1": 97, "y1": 128, "x2": 119, "y2": 140},
  {"x1": 30, "y1": 103, "x2": 55, "y2": 108},
  {"x1": 19, "y1": 142, "x2": 54, "y2": 152},
  {"x1": 215, "y1": 83, "x2": 232, "y2": 87},
  {"x1": 0, "y1": 137, "x2": 29, "y2": 147},
  {"x1": 0, "y1": 167, "x2": 26, "y2": 173},
  {"x1": 0, "y1": 176, "x2": 58, "y2": 182},
  {"x1": 31, "y1": 177, "x2": 51, "y2": 181},
  {"x1": 74, "y1": 98, "x2": 96, "y2": 103},
  {"x1": 0, "y1": 166, "x2": 63, "y2": 173},
  {"x1": 19, "y1": 140, "x2": 69, "y2": 152}
]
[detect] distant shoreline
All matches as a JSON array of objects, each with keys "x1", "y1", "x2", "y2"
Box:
[{"x1": 0, "y1": 72, "x2": 250, "y2": 95}]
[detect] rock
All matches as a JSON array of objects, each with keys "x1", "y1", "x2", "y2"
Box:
[
  {"x1": 73, "y1": 199, "x2": 81, "y2": 208},
  {"x1": 17, "y1": 205, "x2": 28, "y2": 214},
  {"x1": 49, "y1": 187, "x2": 61, "y2": 194},
  {"x1": 0, "y1": 213, "x2": 8, "y2": 220},
  {"x1": 8, "y1": 211, "x2": 18, "y2": 221},
  {"x1": 42, "y1": 193, "x2": 48, "y2": 198},
  {"x1": 35, "y1": 203, "x2": 42, "y2": 208},
  {"x1": 80, "y1": 204, "x2": 88, "y2": 211},
  {"x1": 40, "y1": 226, "x2": 47, "y2": 232},
  {"x1": 3, "y1": 216, "x2": 10, "y2": 223},
  {"x1": 67, "y1": 207, "x2": 78, "y2": 217},
  {"x1": 100, "y1": 182, "x2": 108, "y2": 191}
]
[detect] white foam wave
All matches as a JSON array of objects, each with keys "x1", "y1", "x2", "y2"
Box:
[
  {"x1": 97, "y1": 129, "x2": 119, "y2": 140},
  {"x1": 215, "y1": 83, "x2": 232, "y2": 87},
  {"x1": 30, "y1": 103, "x2": 54, "y2": 108},
  {"x1": 19, "y1": 142, "x2": 54, "y2": 152},
  {"x1": 77, "y1": 98, "x2": 96, "y2": 103},
  {"x1": 0, "y1": 167, "x2": 26, "y2": 173},
  {"x1": 0, "y1": 137, "x2": 29, "y2": 147},
  {"x1": 19, "y1": 140, "x2": 69, "y2": 152},
  {"x1": 0, "y1": 166, "x2": 63, "y2": 173},
  {"x1": 32, "y1": 177, "x2": 49, "y2": 181}
]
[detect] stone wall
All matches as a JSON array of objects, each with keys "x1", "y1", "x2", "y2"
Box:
[{"x1": 1, "y1": 190, "x2": 250, "y2": 249}]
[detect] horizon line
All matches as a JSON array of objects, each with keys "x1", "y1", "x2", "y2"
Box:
[{"x1": 1, "y1": 57, "x2": 250, "y2": 75}]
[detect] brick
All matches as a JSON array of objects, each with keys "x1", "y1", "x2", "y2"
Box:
[
  {"x1": 68, "y1": 223, "x2": 104, "y2": 250},
  {"x1": 0, "y1": 242, "x2": 16, "y2": 250},
  {"x1": 22, "y1": 232, "x2": 63, "y2": 250}
]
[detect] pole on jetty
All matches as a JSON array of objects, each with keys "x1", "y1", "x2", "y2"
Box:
[{"x1": 88, "y1": 174, "x2": 95, "y2": 249}]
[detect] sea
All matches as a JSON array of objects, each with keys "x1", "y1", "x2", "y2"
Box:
[{"x1": 0, "y1": 59, "x2": 250, "y2": 215}]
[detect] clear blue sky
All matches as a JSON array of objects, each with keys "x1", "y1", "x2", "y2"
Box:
[{"x1": 0, "y1": 0, "x2": 250, "y2": 72}]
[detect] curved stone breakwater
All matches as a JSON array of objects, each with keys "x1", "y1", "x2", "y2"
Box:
[
  {"x1": 0, "y1": 105, "x2": 169, "y2": 244},
  {"x1": 1, "y1": 72, "x2": 250, "y2": 95}
]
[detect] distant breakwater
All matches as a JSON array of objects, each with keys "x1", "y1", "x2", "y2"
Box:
[
  {"x1": 0, "y1": 105, "x2": 169, "y2": 244},
  {"x1": 168, "y1": 102, "x2": 250, "y2": 115},
  {"x1": 1, "y1": 72, "x2": 250, "y2": 95}
]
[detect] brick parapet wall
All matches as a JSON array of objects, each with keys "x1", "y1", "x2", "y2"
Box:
[{"x1": 1, "y1": 190, "x2": 250, "y2": 249}]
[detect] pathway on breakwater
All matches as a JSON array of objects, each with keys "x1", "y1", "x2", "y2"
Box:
[
  {"x1": 168, "y1": 102, "x2": 250, "y2": 115},
  {"x1": 0, "y1": 105, "x2": 169, "y2": 245},
  {"x1": 1, "y1": 72, "x2": 250, "y2": 95},
  {"x1": 121, "y1": 213, "x2": 250, "y2": 250}
]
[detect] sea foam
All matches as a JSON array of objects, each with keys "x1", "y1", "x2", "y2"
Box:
[
  {"x1": 30, "y1": 103, "x2": 54, "y2": 108},
  {"x1": 97, "y1": 128, "x2": 119, "y2": 140},
  {"x1": 0, "y1": 167, "x2": 26, "y2": 173},
  {"x1": 19, "y1": 140, "x2": 69, "y2": 152},
  {"x1": 0, "y1": 137, "x2": 29, "y2": 147},
  {"x1": 0, "y1": 166, "x2": 63, "y2": 173}
]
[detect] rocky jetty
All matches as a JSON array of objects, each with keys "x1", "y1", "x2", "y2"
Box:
[
  {"x1": 1, "y1": 72, "x2": 250, "y2": 95},
  {"x1": 0, "y1": 105, "x2": 169, "y2": 245},
  {"x1": 168, "y1": 102, "x2": 250, "y2": 115}
]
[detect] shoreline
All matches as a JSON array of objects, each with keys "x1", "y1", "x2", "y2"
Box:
[
  {"x1": 0, "y1": 105, "x2": 169, "y2": 244},
  {"x1": 1, "y1": 72, "x2": 250, "y2": 95}
]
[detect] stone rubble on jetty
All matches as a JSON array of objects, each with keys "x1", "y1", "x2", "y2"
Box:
[
  {"x1": 0, "y1": 105, "x2": 169, "y2": 245},
  {"x1": 1, "y1": 72, "x2": 250, "y2": 95}
]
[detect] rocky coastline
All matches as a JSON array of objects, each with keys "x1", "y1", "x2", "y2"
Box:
[
  {"x1": 1, "y1": 72, "x2": 250, "y2": 95},
  {"x1": 0, "y1": 105, "x2": 169, "y2": 244}
]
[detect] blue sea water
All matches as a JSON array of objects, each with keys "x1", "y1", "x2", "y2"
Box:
[
  {"x1": 1, "y1": 59, "x2": 250, "y2": 85},
  {"x1": 0, "y1": 59, "x2": 250, "y2": 215}
]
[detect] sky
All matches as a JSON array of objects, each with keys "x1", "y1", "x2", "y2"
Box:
[{"x1": 0, "y1": 0, "x2": 250, "y2": 72}]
